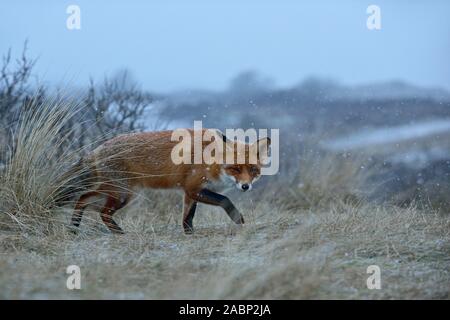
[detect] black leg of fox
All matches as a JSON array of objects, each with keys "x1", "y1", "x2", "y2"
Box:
[
  {"x1": 189, "y1": 188, "x2": 244, "y2": 225},
  {"x1": 183, "y1": 201, "x2": 197, "y2": 234}
]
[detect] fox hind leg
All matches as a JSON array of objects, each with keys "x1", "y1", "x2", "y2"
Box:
[
  {"x1": 71, "y1": 191, "x2": 99, "y2": 228},
  {"x1": 100, "y1": 189, "x2": 133, "y2": 234},
  {"x1": 100, "y1": 193, "x2": 126, "y2": 234},
  {"x1": 71, "y1": 183, "x2": 132, "y2": 234}
]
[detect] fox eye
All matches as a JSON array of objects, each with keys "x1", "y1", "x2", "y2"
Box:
[{"x1": 249, "y1": 166, "x2": 259, "y2": 175}]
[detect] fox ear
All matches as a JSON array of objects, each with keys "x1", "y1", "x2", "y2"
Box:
[
  {"x1": 213, "y1": 129, "x2": 234, "y2": 151},
  {"x1": 214, "y1": 129, "x2": 230, "y2": 143},
  {"x1": 254, "y1": 137, "x2": 271, "y2": 164}
]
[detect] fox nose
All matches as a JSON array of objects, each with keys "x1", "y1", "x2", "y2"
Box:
[{"x1": 241, "y1": 183, "x2": 250, "y2": 191}]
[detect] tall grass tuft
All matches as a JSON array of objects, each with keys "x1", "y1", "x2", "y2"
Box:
[{"x1": 0, "y1": 96, "x2": 87, "y2": 233}]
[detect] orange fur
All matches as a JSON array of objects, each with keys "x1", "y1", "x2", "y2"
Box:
[{"x1": 70, "y1": 129, "x2": 270, "y2": 233}]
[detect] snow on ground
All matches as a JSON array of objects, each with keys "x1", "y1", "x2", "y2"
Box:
[{"x1": 322, "y1": 119, "x2": 450, "y2": 151}]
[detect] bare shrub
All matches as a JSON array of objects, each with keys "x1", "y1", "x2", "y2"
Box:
[
  {"x1": 0, "y1": 42, "x2": 36, "y2": 122},
  {"x1": 85, "y1": 71, "x2": 154, "y2": 139},
  {"x1": 0, "y1": 42, "x2": 38, "y2": 160}
]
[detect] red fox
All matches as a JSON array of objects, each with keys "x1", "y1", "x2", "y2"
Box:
[{"x1": 67, "y1": 129, "x2": 271, "y2": 234}]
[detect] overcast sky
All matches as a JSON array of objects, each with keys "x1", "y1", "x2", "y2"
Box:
[{"x1": 0, "y1": 0, "x2": 449, "y2": 93}]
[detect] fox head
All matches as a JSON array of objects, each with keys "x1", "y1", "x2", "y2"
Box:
[{"x1": 214, "y1": 130, "x2": 271, "y2": 192}]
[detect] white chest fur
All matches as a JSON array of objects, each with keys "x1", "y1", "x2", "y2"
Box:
[{"x1": 206, "y1": 170, "x2": 236, "y2": 193}]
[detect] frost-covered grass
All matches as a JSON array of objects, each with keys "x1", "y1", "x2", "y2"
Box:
[
  {"x1": 0, "y1": 100, "x2": 449, "y2": 299},
  {"x1": 0, "y1": 196, "x2": 449, "y2": 299}
]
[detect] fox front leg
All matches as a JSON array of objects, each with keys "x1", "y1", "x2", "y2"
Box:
[
  {"x1": 183, "y1": 194, "x2": 197, "y2": 234},
  {"x1": 188, "y1": 188, "x2": 244, "y2": 225}
]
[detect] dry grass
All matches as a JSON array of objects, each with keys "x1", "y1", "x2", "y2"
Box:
[
  {"x1": 0, "y1": 100, "x2": 449, "y2": 299},
  {"x1": 0, "y1": 96, "x2": 89, "y2": 234},
  {"x1": 0, "y1": 197, "x2": 448, "y2": 299},
  {"x1": 274, "y1": 146, "x2": 380, "y2": 211}
]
